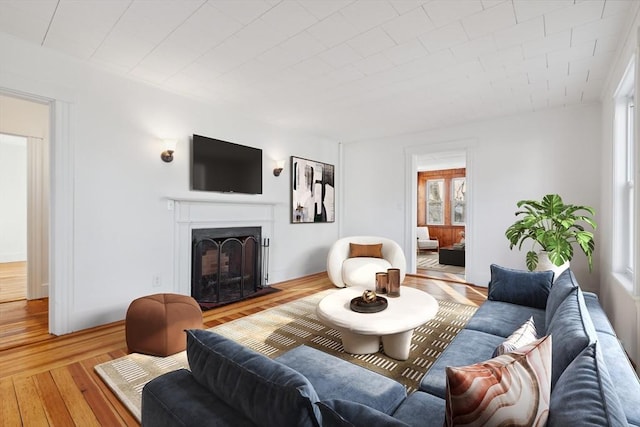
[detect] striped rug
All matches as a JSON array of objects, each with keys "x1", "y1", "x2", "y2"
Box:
[
  {"x1": 417, "y1": 252, "x2": 466, "y2": 275},
  {"x1": 95, "y1": 288, "x2": 477, "y2": 421}
]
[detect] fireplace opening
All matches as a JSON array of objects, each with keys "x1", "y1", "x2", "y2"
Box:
[{"x1": 191, "y1": 227, "x2": 264, "y2": 306}]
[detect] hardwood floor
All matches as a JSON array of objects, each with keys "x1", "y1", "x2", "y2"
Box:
[
  {"x1": 0, "y1": 261, "x2": 27, "y2": 303},
  {"x1": 0, "y1": 273, "x2": 486, "y2": 426}
]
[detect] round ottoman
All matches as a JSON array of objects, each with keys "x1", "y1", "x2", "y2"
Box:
[{"x1": 125, "y1": 293, "x2": 203, "y2": 356}]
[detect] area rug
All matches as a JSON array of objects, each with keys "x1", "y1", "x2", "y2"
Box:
[
  {"x1": 417, "y1": 252, "x2": 466, "y2": 275},
  {"x1": 95, "y1": 288, "x2": 477, "y2": 422}
]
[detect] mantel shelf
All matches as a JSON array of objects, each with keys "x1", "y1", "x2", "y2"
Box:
[{"x1": 166, "y1": 194, "x2": 282, "y2": 206}]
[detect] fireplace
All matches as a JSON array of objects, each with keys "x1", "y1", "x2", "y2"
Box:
[{"x1": 191, "y1": 227, "x2": 263, "y2": 306}]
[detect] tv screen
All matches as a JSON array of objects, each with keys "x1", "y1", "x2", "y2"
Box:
[{"x1": 191, "y1": 135, "x2": 262, "y2": 194}]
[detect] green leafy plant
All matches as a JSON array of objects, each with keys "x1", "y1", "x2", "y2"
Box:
[{"x1": 505, "y1": 194, "x2": 597, "y2": 271}]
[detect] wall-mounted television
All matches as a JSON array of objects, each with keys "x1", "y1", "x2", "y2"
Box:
[{"x1": 191, "y1": 135, "x2": 262, "y2": 194}]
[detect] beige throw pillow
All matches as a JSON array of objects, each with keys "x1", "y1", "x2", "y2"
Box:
[{"x1": 492, "y1": 316, "x2": 538, "y2": 357}]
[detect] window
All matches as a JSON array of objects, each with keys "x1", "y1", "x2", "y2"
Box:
[{"x1": 614, "y1": 58, "x2": 636, "y2": 287}]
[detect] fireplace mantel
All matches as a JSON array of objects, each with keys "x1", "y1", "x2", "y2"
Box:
[{"x1": 170, "y1": 197, "x2": 277, "y2": 295}]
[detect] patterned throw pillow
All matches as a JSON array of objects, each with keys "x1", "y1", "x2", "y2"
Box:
[
  {"x1": 492, "y1": 316, "x2": 538, "y2": 357},
  {"x1": 349, "y1": 243, "x2": 383, "y2": 258},
  {"x1": 445, "y1": 335, "x2": 552, "y2": 427}
]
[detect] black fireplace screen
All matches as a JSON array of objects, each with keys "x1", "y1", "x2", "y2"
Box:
[{"x1": 191, "y1": 227, "x2": 261, "y2": 304}]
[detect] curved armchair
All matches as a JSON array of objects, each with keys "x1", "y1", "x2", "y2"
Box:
[
  {"x1": 417, "y1": 226, "x2": 439, "y2": 251},
  {"x1": 327, "y1": 236, "x2": 407, "y2": 288}
]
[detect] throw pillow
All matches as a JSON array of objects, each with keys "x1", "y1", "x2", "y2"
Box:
[
  {"x1": 186, "y1": 329, "x2": 321, "y2": 427},
  {"x1": 546, "y1": 287, "x2": 597, "y2": 388},
  {"x1": 349, "y1": 243, "x2": 383, "y2": 259},
  {"x1": 544, "y1": 268, "x2": 578, "y2": 332},
  {"x1": 492, "y1": 316, "x2": 538, "y2": 357},
  {"x1": 487, "y1": 264, "x2": 554, "y2": 309},
  {"x1": 445, "y1": 335, "x2": 552, "y2": 427},
  {"x1": 549, "y1": 342, "x2": 628, "y2": 427}
]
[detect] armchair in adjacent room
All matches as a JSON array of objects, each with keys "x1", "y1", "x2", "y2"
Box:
[
  {"x1": 417, "y1": 226, "x2": 439, "y2": 251},
  {"x1": 326, "y1": 236, "x2": 406, "y2": 288}
]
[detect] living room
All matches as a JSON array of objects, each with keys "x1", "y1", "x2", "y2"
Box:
[{"x1": 0, "y1": 0, "x2": 639, "y2": 423}]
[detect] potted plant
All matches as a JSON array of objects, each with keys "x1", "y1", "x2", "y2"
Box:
[{"x1": 505, "y1": 194, "x2": 597, "y2": 272}]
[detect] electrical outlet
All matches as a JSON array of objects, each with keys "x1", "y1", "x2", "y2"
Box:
[{"x1": 152, "y1": 275, "x2": 161, "y2": 287}]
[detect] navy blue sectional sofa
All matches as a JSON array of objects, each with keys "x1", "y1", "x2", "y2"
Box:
[{"x1": 141, "y1": 267, "x2": 640, "y2": 426}]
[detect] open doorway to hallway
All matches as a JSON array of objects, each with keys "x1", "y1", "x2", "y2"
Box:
[
  {"x1": 0, "y1": 94, "x2": 51, "y2": 306},
  {"x1": 415, "y1": 150, "x2": 466, "y2": 281},
  {"x1": 0, "y1": 133, "x2": 27, "y2": 302}
]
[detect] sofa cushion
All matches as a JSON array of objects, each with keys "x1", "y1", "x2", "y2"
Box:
[
  {"x1": 549, "y1": 342, "x2": 628, "y2": 427},
  {"x1": 488, "y1": 264, "x2": 553, "y2": 309},
  {"x1": 465, "y1": 300, "x2": 545, "y2": 338},
  {"x1": 392, "y1": 392, "x2": 446, "y2": 426},
  {"x1": 544, "y1": 268, "x2": 579, "y2": 332},
  {"x1": 597, "y1": 333, "x2": 640, "y2": 425},
  {"x1": 342, "y1": 257, "x2": 393, "y2": 288},
  {"x1": 316, "y1": 400, "x2": 409, "y2": 427},
  {"x1": 493, "y1": 316, "x2": 538, "y2": 357},
  {"x1": 142, "y1": 368, "x2": 257, "y2": 427},
  {"x1": 546, "y1": 287, "x2": 597, "y2": 388},
  {"x1": 583, "y1": 292, "x2": 617, "y2": 336},
  {"x1": 275, "y1": 344, "x2": 406, "y2": 415},
  {"x1": 420, "y1": 329, "x2": 505, "y2": 398},
  {"x1": 445, "y1": 335, "x2": 552, "y2": 427},
  {"x1": 349, "y1": 243, "x2": 383, "y2": 258},
  {"x1": 186, "y1": 329, "x2": 321, "y2": 427}
]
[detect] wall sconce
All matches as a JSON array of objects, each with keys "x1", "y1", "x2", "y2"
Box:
[
  {"x1": 161, "y1": 139, "x2": 177, "y2": 163},
  {"x1": 273, "y1": 159, "x2": 285, "y2": 176}
]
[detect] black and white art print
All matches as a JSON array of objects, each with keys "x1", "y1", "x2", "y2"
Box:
[{"x1": 291, "y1": 156, "x2": 335, "y2": 223}]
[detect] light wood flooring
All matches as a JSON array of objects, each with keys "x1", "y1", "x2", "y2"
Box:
[
  {"x1": 0, "y1": 261, "x2": 27, "y2": 304},
  {"x1": 0, "y1": 273, "x2": 487, "y2": 426}
]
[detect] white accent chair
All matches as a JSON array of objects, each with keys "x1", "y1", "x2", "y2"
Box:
[
  {"x1": 417, "y1": 226, "x2": 439, "y2": 251},
  {"x1": 326, "y1": 236, "x2": 407, "y2": 288}
]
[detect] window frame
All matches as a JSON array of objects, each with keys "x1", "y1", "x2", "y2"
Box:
[{"x1": 613, "y1": 57, "x2": 637, "y2": 292}]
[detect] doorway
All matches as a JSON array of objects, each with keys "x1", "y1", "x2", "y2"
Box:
[
  {"x1": 0, "y1": 94, "x2": 51, "y2": 304},
  {"x1": 405, "y1": 140, "x2": 475, "y2": 282},
  {"x1": 0, "y1": 134, "x2": 27, "y2": 302},
  {"x1": 416, "y1": 151, "x2": 466, "y2": 280}
]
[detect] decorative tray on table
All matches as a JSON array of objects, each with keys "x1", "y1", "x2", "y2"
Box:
[{"x1": 350, "y1": 290, "x2": 388, "y2": 313}]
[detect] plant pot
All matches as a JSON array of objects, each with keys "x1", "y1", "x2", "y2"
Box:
[{"x1": 535, "y1": 251, "x2": 569, "y2": 281}]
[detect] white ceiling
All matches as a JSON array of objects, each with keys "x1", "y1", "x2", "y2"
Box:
[{"x1": 0, "y1": 0, "x2": 635, "y2": 142}]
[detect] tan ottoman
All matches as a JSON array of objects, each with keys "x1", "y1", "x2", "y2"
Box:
[{"x1": 125, "y1": 293, "x2": 203, "y2": 356}]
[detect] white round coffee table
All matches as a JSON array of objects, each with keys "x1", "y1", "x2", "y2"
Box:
[{"x1": 316, "y1": 287, "x2": 439, "y2": 360}]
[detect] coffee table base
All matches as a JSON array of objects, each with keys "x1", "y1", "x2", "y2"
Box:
[{"x1": 338, "y1": 328, "x2": 414, "y2": 361}]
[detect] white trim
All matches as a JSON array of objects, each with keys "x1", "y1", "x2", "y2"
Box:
[{"x1": 49, "y1": 100, "x2": 74, "y2": 335}]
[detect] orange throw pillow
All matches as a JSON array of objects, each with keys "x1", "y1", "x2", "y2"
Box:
[{"x1": 349, "y1": 243, "x2": 383, "y2": 258}]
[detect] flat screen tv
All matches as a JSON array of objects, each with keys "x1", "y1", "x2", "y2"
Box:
[{"x1": 191, "y1": 134, "x2": 262, "y2": 194}]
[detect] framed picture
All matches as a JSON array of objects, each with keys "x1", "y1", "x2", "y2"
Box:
[
  {"x1": 426, "y1": 179, "x2": 444, "y2": 225},
  {"x1": 451, "y1": 177, "x2": 466, "y2": 226},
  {"x1": 291, "y1": 156, "x2": 335, "y2": 223}
]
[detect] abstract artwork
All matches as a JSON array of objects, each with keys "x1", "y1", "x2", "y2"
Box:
[
  {"x1": 291, "y1": 156, "x2": 335, "y2": 223},
  {"x1": 426, "y1": 179, "x2": 444, "y2": 225}
]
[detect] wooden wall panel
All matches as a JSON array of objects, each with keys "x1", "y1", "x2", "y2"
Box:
[{"x1": 417, "y1": 168, "x2": 466, "y2": 248}]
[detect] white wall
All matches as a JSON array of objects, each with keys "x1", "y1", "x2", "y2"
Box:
[
  {"x1": 0, "y1": 135, "x2": 27, "y2": 262},
  {"x1": 0, "y1": 33, "x2": 339, "y2": 332},
  {"x1": 599, "y1": 2, "x2": 640, "y2": 368},
  {"x1": 342, "y1": 103, "x2": 602, "y2": 291}
]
